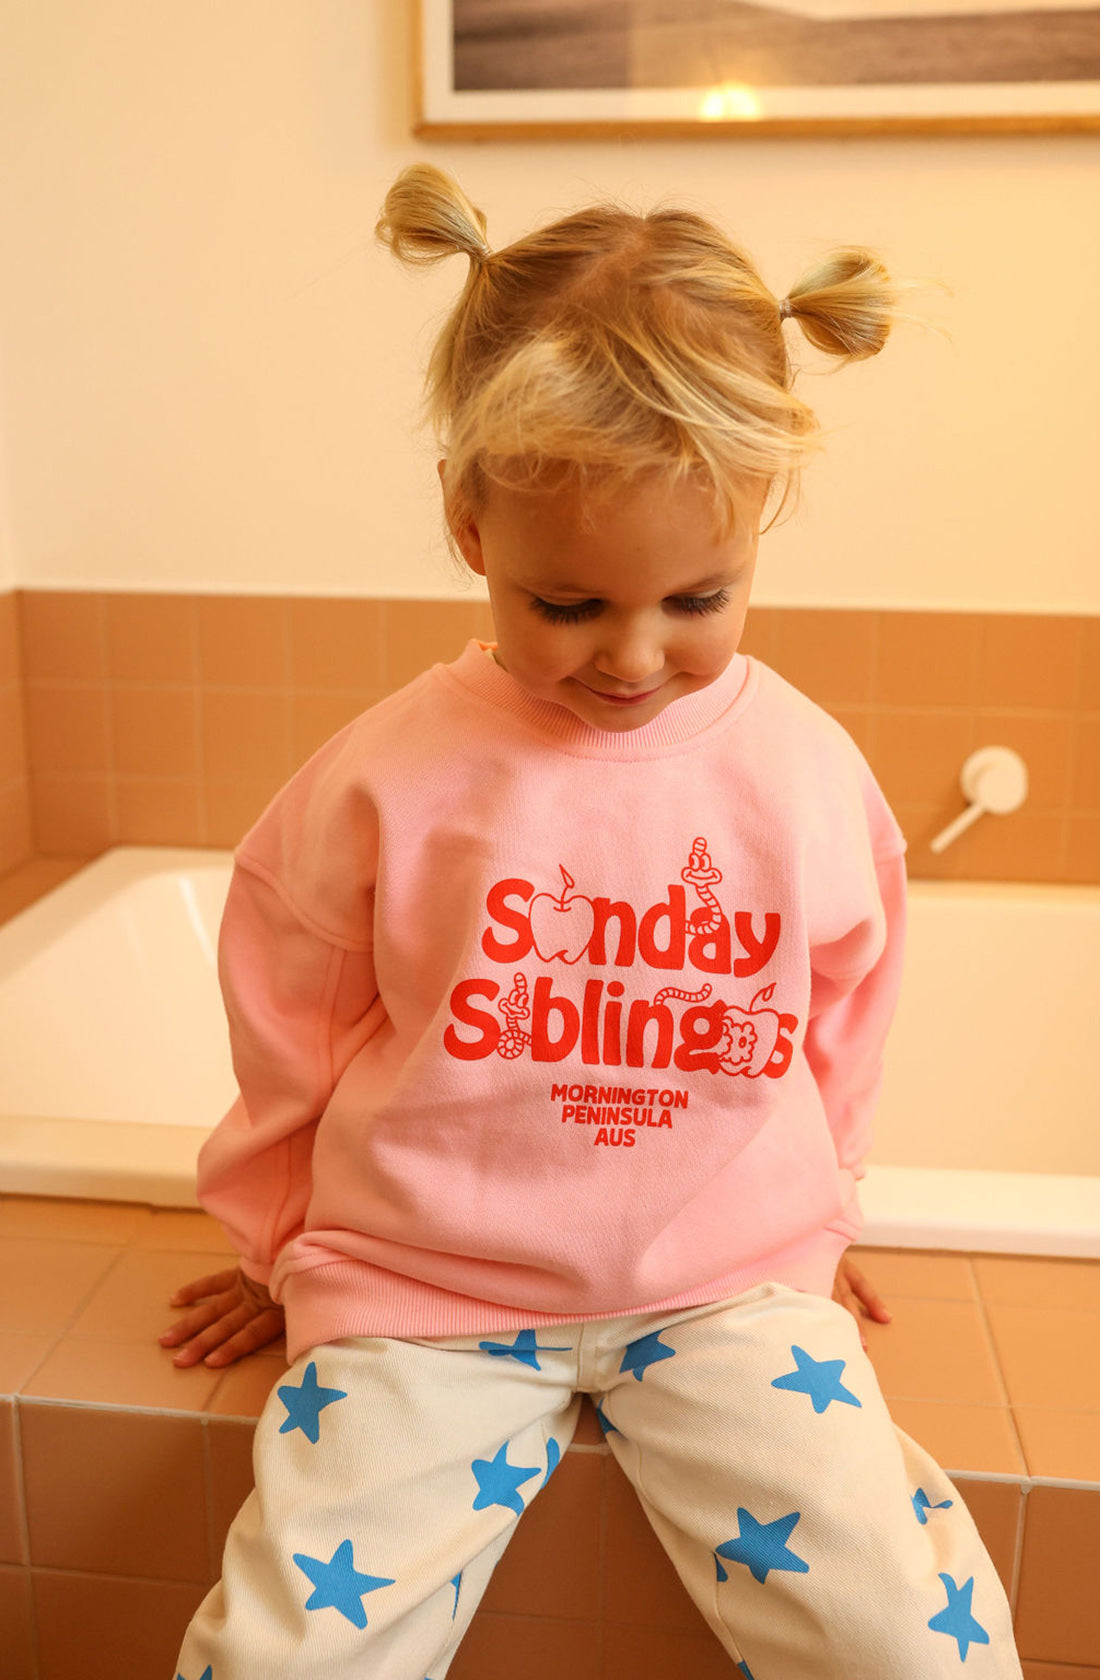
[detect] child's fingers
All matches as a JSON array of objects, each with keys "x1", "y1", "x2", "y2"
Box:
[
  {"x1": 168, "y1": 1268, "x2": 239, "y2": 1308},
  {"x1": 200, "y1": 1308, "x2": 285, "y2": 1368},
  {"x1": 158, "y1": 1289, "x2": 238, "y2": 1349},
  {"x1": 168, "y1": 1300, "x2": 258, "y2": 1367}
]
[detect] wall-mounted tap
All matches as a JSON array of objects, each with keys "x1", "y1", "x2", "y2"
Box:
[{"x1": 929, "y1": 747, "x2": 1029, "y2": 854}]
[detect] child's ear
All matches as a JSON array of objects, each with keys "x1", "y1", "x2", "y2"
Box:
[{"x1": 438, "y1": 461, "x2": 487, "y2": 577}]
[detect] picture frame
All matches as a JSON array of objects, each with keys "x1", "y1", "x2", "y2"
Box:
[{"x1": 415, "y1": 0, "x2": 1100, "y2": 138}]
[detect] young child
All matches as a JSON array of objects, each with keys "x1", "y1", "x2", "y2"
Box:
[{"x1": 165, "y1": 164, "x2": 1024, "y2": 1679}]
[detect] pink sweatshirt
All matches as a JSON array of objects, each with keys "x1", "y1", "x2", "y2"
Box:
[{"x1": 198, "y1": 640, "x2": 907, "y2": 1362}]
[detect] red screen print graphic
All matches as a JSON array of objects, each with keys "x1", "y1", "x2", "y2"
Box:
[{"x1": 444, "y1": 838, "x2": 799, "y2": 1079}]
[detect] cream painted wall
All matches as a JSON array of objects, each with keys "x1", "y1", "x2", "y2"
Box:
[{"x1": 0, "y1": 2, "x2": 1097, "y2": 610}]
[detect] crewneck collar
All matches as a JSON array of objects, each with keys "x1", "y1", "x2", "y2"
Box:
[{"x1": 440, "y1": 639, "x2": 757, "y2": 758}]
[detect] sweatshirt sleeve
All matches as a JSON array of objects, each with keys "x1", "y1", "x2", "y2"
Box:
[
  {"x1": 196, "y1": 857, "x2": 382, "y2": 1289},
  {"x1": 802, "y1": 847, "x2": 908, "y2": 1197}
]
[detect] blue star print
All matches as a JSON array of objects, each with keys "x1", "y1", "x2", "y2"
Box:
[
  {"x1": 715, "y1": 1508, "x2": 809, "y2": 1585},
  {"x1": 771, "y1": 1346, "x2": 861, "y2": 1414},
  {"x1": 176, "y1": 1669, "x2": 212, "y2": 1680},
  {"x1": 737, "y1": 1664, "x2": 757, "y2": 1679},
  {"x1": 292, "y1": 1538, "x2": 394, "y2": 1628},
  {"x1": 620, "y1": 1330, "x2": 676, "y2": 1381},
  {"x1": 928, "y1": 1573, "x2": 990, "y2": 1660},
  {"x1": 471, "y1": 1441, "x2": 542, "y2": 1514},
  {"x1": 913, "y1": 1486, "x2": 954, "y2": 1524},
  {"x1": 478, "y1": 1329, "x2": 571, "y2": 1369},
  {"x1": 277, "y1": 1361, "x2": 347, "y2": 1444},
  {"x1": 595, "y1": 1399, "x2": 620, "y2": 1437}
]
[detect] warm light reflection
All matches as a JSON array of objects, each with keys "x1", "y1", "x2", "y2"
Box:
[{"x1": 697, "y1": 83, "x2": 762, "y2": 121}]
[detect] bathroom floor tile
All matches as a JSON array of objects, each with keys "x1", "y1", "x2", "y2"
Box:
[
  {"x1": 205, "y1": 1351, "x2": 290, "y2": 1418},
  {"x1": 974, "y1": 1255, "x2": 1100, "y2": 1313},
  {"x1": 0, "y1": 1237, "x2": 122, "y2": 1336},
  {"x1": 1013, "y1": 1410, "x2": 1100, "y2": 1482},
  {"x1": 68, "y1": 1246, "x2": 236, "y2": 1342},
  {"x1": 985, "y1": 1304, "x2": 1100, "y2": 1411},
  {"x1": 886, "y1": 1398, "x2": 1026, "y2": 1475},
  {"x1": 0, "y1": 1194, "x2": 153, "y2": 1246},
  {"x1": 862, "y1": 1298, "x2": 1004, "y2": 1405},
  {"x1": 852, "y1": 1246, "x2": 977, "y2": 1300},
  {"x1": 134, "y1": 1207, "x2": 235, "y2": 1251},
  {"x1": 21, "y1": 1336, "x2": 222, "y2": 1410},
  {"x1": 0, "y1": 1332, "x2": 56, "y2": 1396}
]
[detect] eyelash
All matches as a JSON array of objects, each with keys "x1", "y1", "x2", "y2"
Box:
[{"x1": 531, "y1": 589, "x2": 731, "y2": 625}]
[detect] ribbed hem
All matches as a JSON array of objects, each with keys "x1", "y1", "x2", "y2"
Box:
[
  {"x1": 279, "y1": 1225, "x2": 853, "y2": 1363},
  {"x1": 437, "y1": 639, "x2": 756, "y2": 758}
]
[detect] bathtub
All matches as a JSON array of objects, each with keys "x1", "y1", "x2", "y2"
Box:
[{"x1": 0, "y1": 846, "x2": 1098, "y2": 1257}]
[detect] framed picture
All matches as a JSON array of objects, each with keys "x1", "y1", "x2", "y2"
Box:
[{"x1": 415, "y1": 0, "x2": 1100, "y2": 136}]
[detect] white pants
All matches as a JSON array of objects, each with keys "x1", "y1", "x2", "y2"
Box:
[{"x1": 176, "y1": 1281, "x2": 1023, "y2": 1679}]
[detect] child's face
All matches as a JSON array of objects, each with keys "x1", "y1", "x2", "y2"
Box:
[{"x1": 443, "y1": 467, "x2": 763, "y2": 733}]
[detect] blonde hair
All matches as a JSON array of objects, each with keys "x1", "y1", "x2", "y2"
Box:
[{"x1": 376, "y1": 162, "x2": 898, "y2": 541}]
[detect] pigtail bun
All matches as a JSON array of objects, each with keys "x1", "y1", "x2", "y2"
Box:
[
  {"x1": 375, "y1": 162, "x2": 491, "y2": 269},
  {"x1": 784, "y1": 248, "x2": 895, "y2": 362}
]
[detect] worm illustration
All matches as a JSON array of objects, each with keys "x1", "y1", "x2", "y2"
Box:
[
  {"x1": 497, "y1": 972, "x2": 533, "y2": 1059},
  {"x1": 680, "y1": 837, "x2": 724, "y2": 934},
  {"x1": 654, "y1": 983, "x2": 713, "y2": 1006}
]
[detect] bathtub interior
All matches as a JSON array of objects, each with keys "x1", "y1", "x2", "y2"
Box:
[{"x1": 0, "y1": 847, "x2": 1098, "y2": 1256}]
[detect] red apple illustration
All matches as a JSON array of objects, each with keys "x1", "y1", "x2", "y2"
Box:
[
  {"x1": 529, "y1": 865, "x2": 596, "y2": 964},
  {"x1": 717, "y1": 984, "x2": 783, "y2": 1078}
]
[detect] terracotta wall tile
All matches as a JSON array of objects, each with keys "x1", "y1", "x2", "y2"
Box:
[
  {"x1": 886, "y1": 1399, "x2": 1025, "y2": 1476},
  {"x1": 602, "y1": 1456, "x2": 707, "y2": 1632},
  {"x1": 0, "y1": 1197, "x2": 153, "y2": 1246},
  {"x1": 984, "y1": 1304, "x2": 1100, "y2": 1411},
  {"x1": 32, "y1": 1567, "x2": 208, "y2": 1680},
  {"x1": 0, "y1": 1566, "x2": 34, "y2": 1680},
  {"x1": 482, "y1": 1449, "x2": 601, "y2": 1620},
  {"x1": 862, "y1": 1298, "x2": 1003, "y2": 1405},
  {"x1": 206, "y1": 1417, "x2": 257, "y2": 1569},
  {"x1": 28, "y1": 774, "x2": 115, "y2": 856},
  {"x1": 0, "y1": 1237, "x2": 121, "y2": 1338},
  {"x1": 103, "y1": 593, "x2": 198, "y2": 684},
  {"x1": 852, "y1": 1247, "x2": 976, "y2": 1301},
  {"x1": 21, "y1": 1338, "x2": 221, "y2": 1411},
  {"x1": 599, "y1": 1622, "x2": 736, "y2": 1680},
  {"x1": 451, "y1": 1612, "x2": 602, "y2": 1680},
  {"x1": 21, "y1": 1402, "x2": 208, "y2": 1579},
  {"x1": 200, "y1": 688, "x2": 291, "y2": 783},
  {"x1": 288, "y1": 597, "x2": 385, "y2": 691},
  {"x1": 0, "y1": 593, "x2": 20, "y2": 682},
  {"x1": 877, "y1": 612, "x2": 983, "y2": 708},
  {"x1": 0, "y1": 1399, "x2": 25, "y2": 1564},
  {"x1": 17, "y1": 591, "x2": 104, "y2": 683},
  {"x1": 1014, "y1": 1486, "x2": 1100, "y2": 1665},
  {"x1": 0, "y1": 686, "x2": 27, "y2": 782},
  {"x1": 0, "y1": 1333, "x2": 55, "y2": 1396},
  {"x1": 197, "y1": 595, "x2": 289, "y2": 687},
  {"x1": 1023, "y1": 1665, "x2": 1100, "y2": 1679},
  {"x1": 771, "y1": 608, "x2": 876, "y2": 706},
  {"x1": 114, "y1": 776, "x2": 203, "y2": 845},
  {"x1": 973, "y1": 1256, "x2": 1100, "y2": 1313},
  {"x1": 24, "y1": 684, "x2": 110, "y2": 775},
  {"x1": 979, "y1": 615, "x2": 1084, "y2": 713},
  {"x1": 8, "y1": 592, "x2": 1099, "y2": 886},
  {"x1": 205, "y1": 1352, "x2": 287, "y2": 1419},
  {"x1": 949, "y1": 1477, "x2": 1023, "y2": 1604},
  {"x1": 110, "y1": 686, "x2": 198, "y2": 777},
  {"x1": 1014, "y1": 1411, "x2": 1100, "y2": 1481}
]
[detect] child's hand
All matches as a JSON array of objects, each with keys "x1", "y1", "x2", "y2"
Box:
[
  {"x1": 832, "y1": 1254, "x2": 891, "y2": 1351},
  {"x1": 159, "y1": 1266, "x2": 285, "y2": 1368}
]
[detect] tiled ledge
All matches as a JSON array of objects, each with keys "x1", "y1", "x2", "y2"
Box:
[{"x1": 1, "y1": 1196, "x2": 1100, "y2": 1676}]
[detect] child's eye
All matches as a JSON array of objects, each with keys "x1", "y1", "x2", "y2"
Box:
[
  {"x1": 670, "y1": 589, "x2": 731, "y2": 616},
  {"x1": 530, "y1": 598, "x2": 601, "y2": 624}
]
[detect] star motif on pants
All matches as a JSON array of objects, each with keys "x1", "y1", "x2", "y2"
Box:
[
  {"x1": 770, "y1": 1345, "x2": 861, "y2": 1414},
  {"x1": 619, "y1": 1330, "x2": 676, "y2": 1381},
  {"x1": 477, "y1": 1329, "x2": 572, "y2": 1369},
  {"x1": 471, "y1": 1441, "x2": 542, "y2": 1514},
  {"x1": 595, "y1": 1398, "x2": 621, "y2": 1437},
  {"x1": 736, "y1": 1663, "x2": 757, "y2": 1679},
  {"x1": 176, "y1": 1669, "x2": 213, "y2": 1680},
  {"x1": 276, "y1": 1361, "x2": 348, "y2": 1444},
  {"x1": 292, "y1": 1538, "x2": 394, "y2": 1628},
  {"x1": 715, "y1": 1508, "x2": 809, "y2": 1585},
  {"x1": 928, "y1": 1573, "x2": 990, "y2": 1659},
  {"x1": 912, "y1": 1486, "x2": 954, "y2": 1524}
]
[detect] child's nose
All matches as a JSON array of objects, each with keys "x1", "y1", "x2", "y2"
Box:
[{"x1": 593, "y1": 624, "x2": 665, "y2": 685}]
